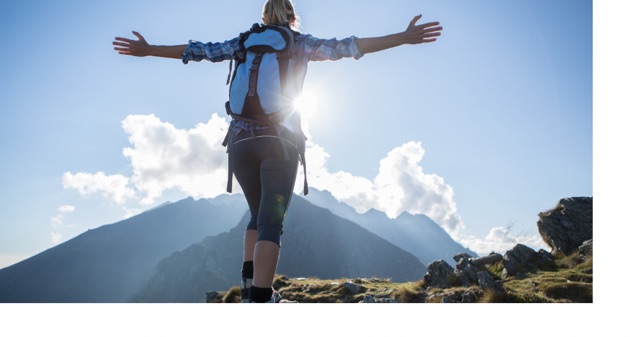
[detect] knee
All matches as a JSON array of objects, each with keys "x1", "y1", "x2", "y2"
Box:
[
  {"x1": 257, "y1": 222, "x2": 283, "y2": 247},
  {"x1": 246, "y1": 214, "x2": 258, "y2": 231}
]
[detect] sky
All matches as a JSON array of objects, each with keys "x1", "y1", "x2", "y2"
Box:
[
  {"x1": 1, "y1": 0, "x2": 640, "y2": 334},
  {"x1": 0, "y1": 0, "x2": 596, "y2": 269}
]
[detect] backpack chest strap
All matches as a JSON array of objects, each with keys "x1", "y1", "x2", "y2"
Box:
[{"x1": 247, "y1": 53, "x2": 264, "y2": 97}]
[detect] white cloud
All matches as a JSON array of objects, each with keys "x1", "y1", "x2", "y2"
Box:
[
  {"x1": 60, "y1": 113, "x2": 551, "y2": 256},
  {"x1": 459, "y1": 227, "x2": 546, "y2": 256},
  {"x1": 62, "y1": 171, "x2": 134, "y2": 204},
  {"x1": 50, "y1": 204, "x2": 76, "y2": 229},
  {"x1": 121, "y1": 113, "x2": 230, "y2": 204},
  {"x1": 57, "y1": 205, "x2": 75, "y2": 213},
  {"x1": 301, "y1": 140, "x2": 466, "y2": 236},
  {"x1": 62, "y1": 114, "x2": 467, "y2": 244},
  {"x1": 49, "y1": 204, "x2": 78, "y2": 243},
  {"x1": 50, "y1": 232, "x2": 63, "y2": 244}
]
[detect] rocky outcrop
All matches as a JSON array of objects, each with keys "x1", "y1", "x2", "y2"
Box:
[
  {"x1": 537, "y1": 197, "x2": 593, "y2": 256},
  {"x1": 207, "y1": 196, "x2": 594, "y2": 303},
  {"x1": 423, "y1": 243, "x2": 560, "y2": 295},
  {"x1": 501, "y1": 244, "x2": 555, "y2": 278},
  {"x1": 423, "y1": 260, "x2": 455, "y2": 288},
  {"x1": 420, "y1": 196, "x2": 593, "y2": 303},
  {"x1": 423, "y1": 253, "x2": 506, "y2": 295}
]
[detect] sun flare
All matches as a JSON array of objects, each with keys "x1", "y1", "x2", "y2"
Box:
[{"x1": 294, "y1": 92, "x2": 319, "y2": 117}]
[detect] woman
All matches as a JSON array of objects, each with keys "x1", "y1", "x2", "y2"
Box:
[{"x1": 113, "y1": 0, "x2": 442, "y2": 303}]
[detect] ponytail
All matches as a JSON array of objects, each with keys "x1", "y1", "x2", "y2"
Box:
[{"x1": 262, "y1": 0, "x2": 299, "y2": 30}]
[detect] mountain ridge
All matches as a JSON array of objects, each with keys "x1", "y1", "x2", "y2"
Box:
[
  {"x1": 303, "y1": 188, "x2": 476, "y2": 264},
  {"x1": 1, "y1": 190, "x2": 477, "y2": 303},
  {"x1": 0, "y1": 196, "x2": 247, "y2": 302}
]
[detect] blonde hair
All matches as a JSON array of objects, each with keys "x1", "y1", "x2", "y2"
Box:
[{"x1": 262, "y1": 0, "x2": 299, "y2": 29}]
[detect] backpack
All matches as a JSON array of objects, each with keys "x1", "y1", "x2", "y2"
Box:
[
  {"x1": 225, "y1": 23, "x2": 300, "y2": 120},
  {"x1": 222, "y1": 23, "x2": 309, "y2": 195}
]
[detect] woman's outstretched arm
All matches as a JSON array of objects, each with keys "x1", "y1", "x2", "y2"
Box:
[
  {"x1": 355, "y1": 15, "x2": 442, "y2": 55},
  {"x1": 113, "y1": 31, "x2": 187, "y2": 59}
]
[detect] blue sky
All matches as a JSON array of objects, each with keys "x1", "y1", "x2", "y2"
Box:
[{"x1": 0, "y1": 0, "x2": 596, "y2": 270}]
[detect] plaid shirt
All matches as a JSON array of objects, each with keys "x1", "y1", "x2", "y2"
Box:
[
  {"x1": 182, "y1": 33, "x2": 364, "y2": 64},
  {"x1": 182, "y1": 31, "x2": 364, "y2": 134}
]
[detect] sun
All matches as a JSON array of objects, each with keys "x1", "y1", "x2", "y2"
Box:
[{"x1": 293, "y1": 92, "x2": 319, "y2": 118}]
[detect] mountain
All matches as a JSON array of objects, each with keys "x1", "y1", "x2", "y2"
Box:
[
  {"x1": 132, "y1": 195, "x2": 426, "y2": 302},
  {"x1": 303, "y1": 188, "x2": 477, "y2": 264},
  {"x1": 0, "y1": 188, "x2": 474, "y2": 303},
  {"x1": 0, "y1": 195, "x2": 247, "y2": 303}
]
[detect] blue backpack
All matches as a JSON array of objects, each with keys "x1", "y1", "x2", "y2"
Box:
[
  {"x1": 225, "y1": 23, "x2": 301, "y2": 121},
  {"x1": 223, "y1": 23, "x2": 309, "y2": 195}
]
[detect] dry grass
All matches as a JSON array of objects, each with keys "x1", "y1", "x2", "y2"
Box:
[{"x1": 209, "y1": 253, "x2": 592, "y2": 303}]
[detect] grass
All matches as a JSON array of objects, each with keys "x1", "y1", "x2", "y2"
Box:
[{"x1": 208, "y1": 252, "x2": 592, "y2": 303}]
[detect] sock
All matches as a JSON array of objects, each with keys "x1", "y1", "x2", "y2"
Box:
[
  {"x1": 241, "y1": 261, "x2": 254, "y2": 280},
  {"x1": 250, "y1": 286, "x2": 273, "y2": 303}
]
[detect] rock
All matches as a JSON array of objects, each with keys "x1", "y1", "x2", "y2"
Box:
[
  {"x1": 538, "y1": 249, "x2": 555, "y2": 264},
  {"x1": 360, "y1": 294, "x2": 397, "y2": 303},
  {"x1": 278, "y1": 299, "x2": 299, "y2": 303},
  {"x1": 206, "y1": 291, "x2": 220, "y2": 303},
  {"x1": 477, "y1": 271, "x2": 504, "y2": 293},
  {"x1": 424, "y1": 260, "x2": 455, "y2": 288},
  {"x1": 457, "y1": 264, "x2": 479, "y2": 287},
  {"x1": 537, "y1": 197, "x2": 593, "y2": 256},
  {"x1": 470, "y1": 253, "x2": 503, "y2": 267},
  {"x1": 501, "y1": 244, "x2": 540, "y2": 278},
  {"x1": 574, "y1": 239, "x2": 593, "y2": 264},
  {"x1": 453, "y1": 253, "x2": 473, "y2": 269},
  {"x1": 441, "y1": 291, "x2": 477, "y2": 303},
  {"x1": 342, "y1": 282, "x2": 363, "y2": 294},
  {"x1": 501, "y1": 244, "x2": 555, "y2": 278}
]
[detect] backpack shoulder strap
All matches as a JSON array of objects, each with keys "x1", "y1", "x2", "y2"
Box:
[{"x1": 225, "y1": 25, "x2": 258, "y2": 85}]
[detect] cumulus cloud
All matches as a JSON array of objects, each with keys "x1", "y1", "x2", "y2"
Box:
[
  {"x1": 57, "y1": 205, "x2": 76, "y2": 213},
  {"x1": 62, "y1": 171, "x2": 134, "y2": 204},
  {"x1": 59, "y1": 113, "x2": 551, "y2": 255},
  {"x1": 458, "y1": 227, "x2": 546, "y2": 256},
  {"x1": 302, "y1": 140, "x2": 466, "y2": 236},
  {"x1": 121, "y1": 113, "x2": 230, "y2": 204},
  {"x1": 62, "y1": 113, "x2": 466, "y2": 237}
]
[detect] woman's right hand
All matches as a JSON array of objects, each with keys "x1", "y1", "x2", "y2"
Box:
[{"x1": 113, "y1": 31, "x2": 151, "y2": 57}]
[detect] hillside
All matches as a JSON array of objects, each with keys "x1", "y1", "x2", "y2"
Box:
[
  {"x1": 205, "y1": 196, "x2": 593, "y2": 303},
  {"x1": 208, "y1": 242, "x2": 593, "y2": 303}
]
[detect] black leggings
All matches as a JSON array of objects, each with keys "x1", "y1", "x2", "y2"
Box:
[{"x1": 231, "y1": 128, "x2": 299, "y2": 246}]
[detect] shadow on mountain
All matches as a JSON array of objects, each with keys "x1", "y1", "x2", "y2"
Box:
[
  {"x1": 132, "y1": 195, "x2": 426, "y2": 302},
  {"x1": 0, "y1": 195, "x2": 247, "y2": 303}
]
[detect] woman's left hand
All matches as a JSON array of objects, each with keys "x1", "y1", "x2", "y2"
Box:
[{"x1": 403, "y1": 15, "x2": 443, "y2": 45}]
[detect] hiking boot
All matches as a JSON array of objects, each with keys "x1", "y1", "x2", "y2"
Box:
[
  {"x1": 272, "y1": 290, "x2": 281, "y2": 303},
  {"x1": 240, "y1": 278, "x2": 252, "y2": 303}
]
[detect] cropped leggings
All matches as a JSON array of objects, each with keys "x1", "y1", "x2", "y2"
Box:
[{"x1": 231, "y1": 127, "x2": 299, "y2": 246}]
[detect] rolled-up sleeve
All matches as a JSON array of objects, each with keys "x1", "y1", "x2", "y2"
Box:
[
  {"x1": 182, "y1": 37, "x2": 240, "y2": 64},
  {"x1": 299, "y1": 35, "x2": 364, "y2": 62}
]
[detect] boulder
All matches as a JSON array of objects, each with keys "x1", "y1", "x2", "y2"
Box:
[
  {"x1": 537, "y1": 197, "x2": 593, "y2": 255},
  {"x1": 574, "y1": 239, "x2": 593, "y2": 264},
  {"x1": 477, "y1": 271, "x2": 504, "y2": 293},
  {"x1": 424, "y1": 260, "x2": 455, "y2": 288},
  {"x1": 470, "y1": 253, "x2": 503, "y2": 267},
  {"x1": 501, "y1": 244, "x2": 554, "y2": 278}
]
